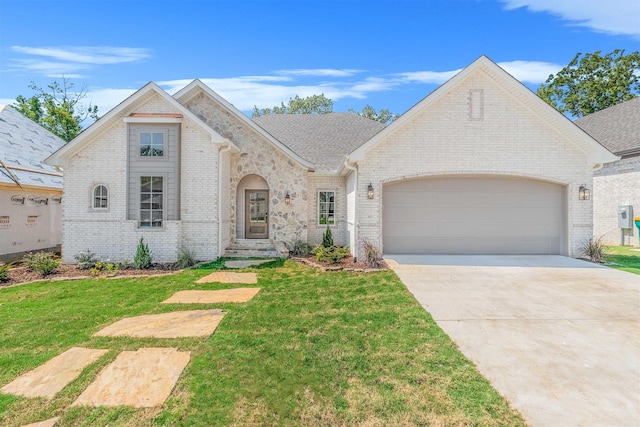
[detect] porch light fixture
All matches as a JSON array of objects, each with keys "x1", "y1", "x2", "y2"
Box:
[
  {"x1": 578, "y1": 184, "x2": 590, "y2": 200},
  {"x1": 285, "y1": 192, "x2": 291, "y2": 204},
  {"x1": 367, "y1": 183, "x2": 374, "y2": 200}
]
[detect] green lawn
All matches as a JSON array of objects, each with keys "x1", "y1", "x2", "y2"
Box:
[
  {"x1": 604, "y1": 245, "x2": 640, "y2": 275},
  {"x1": 0, "y1": 260, "x2": 524, "y2": 426}
]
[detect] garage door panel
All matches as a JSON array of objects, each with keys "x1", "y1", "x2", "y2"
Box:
[{"x1": 382, "y1": 176, "x2": 565, "y2": 255}]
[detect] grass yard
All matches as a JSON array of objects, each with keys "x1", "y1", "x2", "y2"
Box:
[
  {"x1": 0, "y1": 260, "x2": 525, "y2": 426},
  {"x1": 604, "y1": 245, "x2": 640, "y2": 275}
]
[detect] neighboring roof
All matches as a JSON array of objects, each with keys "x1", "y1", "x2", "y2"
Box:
[
  {"x1": 0, "y1": 105, "x2": 65, "y2": 189},
  {"x1": 253, "y1": 113, "x2": 385, "y2": 171},
  {"x1": 173, "y1": 79, "x2": 315, "y2": 169},
  {"x1": 44, "y1": 82, "x2": 235, "y2": 169},
  {"x1": 347, "y1": 55, "x2": 618, "y2": 166},
  {"x1": 574, "y1": 97, "x2": 640, "y2": 155}
]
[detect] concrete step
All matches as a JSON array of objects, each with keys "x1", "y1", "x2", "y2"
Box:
[
  {"x1": 223, "y1": 248, "x2": 282, "y2": 258},
  {"x1": 223, "y1": 240, "x2": 289, "y2": 258}
]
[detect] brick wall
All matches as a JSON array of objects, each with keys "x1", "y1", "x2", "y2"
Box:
[
  {"x1": 593, "y1": 156, "x2": 640, "y2": 246},
  {"x1": 355, "y1": 68, "x2": 594, "y2": 257}
]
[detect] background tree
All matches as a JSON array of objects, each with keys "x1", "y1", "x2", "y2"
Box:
[
  {"x1": 252, "y1": 94, "x2": 333, "y2": 117},
  {"x1": 349, "y1": 104, "x2": 400, "y2": 125},
  {"x1": 13, "y1": 78, "x2": 99, "y2": 142},
  {"x1": 537, "y1": 49, "x2": 640, "y2": 117}
]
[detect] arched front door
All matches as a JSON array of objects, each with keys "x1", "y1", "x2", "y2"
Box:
[{"x1": 237, "y1": 175, "x2": 269, "y2": 239}]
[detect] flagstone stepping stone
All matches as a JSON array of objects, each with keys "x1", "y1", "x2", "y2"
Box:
[
  {"x1": 195, "y1": 271, "x2": 257, "y2": 284},
  {"x1": 93, "y1": 310, "x2": 225, "y2": 338},
  {"x1": 72, "y1": 347, "x2": 190, "y2": 408},
  {"x1": 1, "y1": 347, "x2": 108, "y2": 399},
  {"x1": 20, "y1": 417, "x2": 60, "y2": 427},
  {"x1": 225, "y1": 259, "x2": 273, "y2": 269},
  {"x1": 162, "y1": 288, "x2": 261, "y2": 304}
]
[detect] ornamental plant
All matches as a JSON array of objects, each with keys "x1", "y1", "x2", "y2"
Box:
[
  {"x1": 322, "y1": 225, "x2": 333, "y2": 248},
  {"x1": 134, "y1": 237, "x2": 153, "y2": 269}
]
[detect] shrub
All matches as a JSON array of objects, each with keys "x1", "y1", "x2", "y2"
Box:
[
  {"x1": 290, "y1": 239, "x2": 313, "y2": 257},
  {"x1": 22, "y1": 252, "x2": 61, "y2": 276},
  {"x1": 90, "y1": 261, "x2": 120, "y2": 276},
  {"x1": 176, "y1": 247, "x2": 197, "y2": 269},
  {"x1": 312, "y1": 244, "x2": 350, "y2": 263},
  {"x1": 74, "y1": 249, "x2": 99, "y2": 270},
  {"x1": 134, "y1": 237, "x2": 153, "y2": 269},
  {"x1": 0, "y1": 262, "x2": 15, "y2": 282},
  {"x1": 322, "y1": 225, "x2": 333, "y2": 248},
  {"x1": 361, "y1": 238, "x2": 384, "y2": 269},
  {"x1": 580, "y1": 236, "x2": 606, "y2": 263}
]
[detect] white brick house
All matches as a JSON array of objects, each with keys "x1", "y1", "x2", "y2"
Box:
[
  {"x1": 575, "y1": 98, "x2": 640, "y2": 247},
  {"x1": 45, "y1": 56, "x2": 616, "y2": 263}
]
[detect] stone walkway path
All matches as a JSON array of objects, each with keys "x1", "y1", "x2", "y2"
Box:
[
  {"x1": 162, "y1": 288, "x2": 261, "y2": 304},
  {"x1": 8, "y1": 266, "x2": 265, "y2": 426}
]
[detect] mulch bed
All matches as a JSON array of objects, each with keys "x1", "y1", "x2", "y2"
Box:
[
  {"x1": 0, "y1": 264, "x2": 180, "y2": 289},
  {"x1": 292, "y1": 255, "x2": 387, "y2": 272}
]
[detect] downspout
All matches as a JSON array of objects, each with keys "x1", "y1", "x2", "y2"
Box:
[
  {"x1": 343, "y1": 160, "x2": 358, "y2": 260},
  {"x1": 218, "y1": 142, "x2": 232, "y2": 258}
]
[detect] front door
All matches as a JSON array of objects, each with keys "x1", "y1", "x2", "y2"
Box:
[{"x1": 245, "y1": 190, "x2": 268, "y2": 239}]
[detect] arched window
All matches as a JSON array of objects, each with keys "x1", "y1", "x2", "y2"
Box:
[{"x1": 93, "y1": 185, "x2": 108, "y2": 209}]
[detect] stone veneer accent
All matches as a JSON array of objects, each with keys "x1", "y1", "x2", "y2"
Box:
[
  {"x1": 593, "y1": 156, "x2": 640, "y2": 246},
  {"x1": 183, "y1": 92, "x2": 313, "y2": 245}
]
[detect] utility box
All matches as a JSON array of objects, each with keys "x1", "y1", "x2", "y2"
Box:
[{"x1": 618, "y1": 205, "x2": 634, "y2": 229}]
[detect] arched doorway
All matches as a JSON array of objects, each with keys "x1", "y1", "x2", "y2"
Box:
[{"x1": 236, "y1": 175, "x2": 269, "y2": 239}]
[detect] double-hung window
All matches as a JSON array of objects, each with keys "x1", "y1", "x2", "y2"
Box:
[
  {"x1": 140, "y1": 176, "x2": 163, "y2": 227},
  {"x1": 140, "y1": 132, "x2": 164, "y2": 157},
  {"x1": 318, "y1": 191, "x2": 335, "y2": 225}
]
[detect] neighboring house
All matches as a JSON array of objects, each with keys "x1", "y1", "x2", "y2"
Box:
[
  {"x1": 575, "y1": 97, "x2": 640, "y2": 246},
  {"x1": 0, "y1": 105, "x2": 65, "y2": 262},
  {"x1": 44, "y1": 56, "x2": 617, "y2": 264}
]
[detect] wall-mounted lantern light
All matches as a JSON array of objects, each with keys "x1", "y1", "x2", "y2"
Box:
[
  {"x1": 367, "y1": 183, "x2": 374, "y2": 200},
  {"x1": 285, "y1": 192, "x2": 291, "y2": 204},
  {"x1": 579, "y1": 184, "x2": 590, "y2": 200}
]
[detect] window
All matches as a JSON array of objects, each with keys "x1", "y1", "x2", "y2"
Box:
[
  {"x1": 93, "y1": 185, "x2": 108, "y2": 209},
  {"x1": 140, "y1": 176, "x2": 163, "y2": 227},
  {"x1": 140, "y1": 132, "x2": 164, "y2": 157},
  {"x1": 318, "y1": 191, "x2": 335, "y2": 225}
]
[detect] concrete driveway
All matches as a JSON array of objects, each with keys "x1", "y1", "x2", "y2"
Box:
[{"x1": 385, "y1": 255, "x2": 640, "y2": 427}]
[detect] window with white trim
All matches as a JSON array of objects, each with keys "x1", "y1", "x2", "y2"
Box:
[
  {"x1": 140, "y1": 176, "x2": 163, "y2": 227},
  {"x1": 140, "y1": 132, "x2": 164, "y2": 157},
  {"x1": 93, "y1": 185, "x2": 108, "y2": 209},
  {"x1": 318, "y1": 191, "x2": 335, "y2": 225}
]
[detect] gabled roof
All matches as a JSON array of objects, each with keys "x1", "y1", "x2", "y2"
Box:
[
  {"x1": 44, "y1": 82, "x2": 235, "y2": 169},
  {"x1": 173, "y1": 80, "x2": 315, "y2": 169},
  {"x1": 253, "y1": 113, "x2": 385, "y2": 171},
  {"x1": 574, "y1": 97, "x2": 640, "y2": 156},
  {"x1": 348, "y1": 55, "x2": 618, "y2": 166},
  {"x1": 0, "y1": 105, "x2": 65, "y2": 189}
]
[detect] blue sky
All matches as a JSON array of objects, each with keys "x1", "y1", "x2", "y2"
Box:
[{"x1": 0, "y1": 0, "x2": 638, "y2": 118}]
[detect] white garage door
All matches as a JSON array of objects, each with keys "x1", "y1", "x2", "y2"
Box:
[{"x1": 382, "y1": 176, "x2": 566, "y2": 255}]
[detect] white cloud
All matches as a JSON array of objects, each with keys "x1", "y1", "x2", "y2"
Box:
[
  {"x1": 8, "y1": 46, "x2": 152, "y2": 78},
  {"x1": 500, "y1": 0, "x2": 640, "y2": 38},
  {"x1": 277, "y1": 69, "x2": 363, "y2": 77},
  {"x1": 84, "y1": 88, "x2": 138, "y2": 115},
  {"x1": 398, "y1": 69, "x2": 461, "y2": 84},
  {"x1": 11, "y1": 46, "x2": 152, "y2": 64},
  {"x1": 496, "y1": 60, "x2": 562, "y2": 83}
]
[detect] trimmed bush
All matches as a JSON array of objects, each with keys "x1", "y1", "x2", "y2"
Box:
[
  {"x1": 290, "y1": 239, "x2": 313, "y2": 257},
  {"x1": 134, "y1": 237, "x2": 153, "y2": 269},
  {"x1": 22, "y1": 252, "x2": 61, "y2": 276},
  {"x1": 322, "y1": 225, "x2": 333, "y2": 248},
  {"x1": 176, "y1": 247, "x2": 197, "y2": 269},
  {"x1": 74, "y1": 249, "x2": 99, "y2": 270},
  {"x1": 312, "y1": 244, "x2": 350, "y2": 263}
]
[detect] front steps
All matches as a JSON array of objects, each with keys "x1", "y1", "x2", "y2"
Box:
[{"x1": 223, "y1": 239, "x2": 289, "y2": 258}]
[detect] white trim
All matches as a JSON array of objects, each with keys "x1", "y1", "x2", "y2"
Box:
[
  {"x1": 91, "y1": 184, "x2": 109, "y2": 210},
  {"x1": 317, "y1": 190, "x2": 336, "y2": 227},
  {"x1": 123, "y1": 117, "x2": 182, "y2": 123}
]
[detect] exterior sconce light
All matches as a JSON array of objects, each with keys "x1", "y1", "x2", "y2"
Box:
[
  {"x1": 579, "y1": 184, "x2": 590, "y2": 200},
  {"x1": 285, "y1": 192, "x2": 291, "y2": 204},
  {"x1": 367, "y1": 183, "x2": 374, "y2": 200}
]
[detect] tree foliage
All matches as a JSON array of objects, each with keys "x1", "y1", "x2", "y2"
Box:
[
  {"x1": 349, "y1": 104, "x2": 400, "y2": 125},
  {"x1": 252, "y1": 94, "x2": 333, "y2": 117},
  {"x1": 13, "y1": 78, "x2": 99, "y2": 142},
  {"x1": 537, "y1": 49, "x2": 640, "y2": 117}
]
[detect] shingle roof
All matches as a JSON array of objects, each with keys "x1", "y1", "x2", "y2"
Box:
[
  {"x1": 0, "y1": 105, "x2": 66, "y2": 188},
  {"x1": 253, "y1": 113, "x2": 385, "y2": 171},
  {"x1": 574, "y1": 97, "x2": 640, "y2": 155}
]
